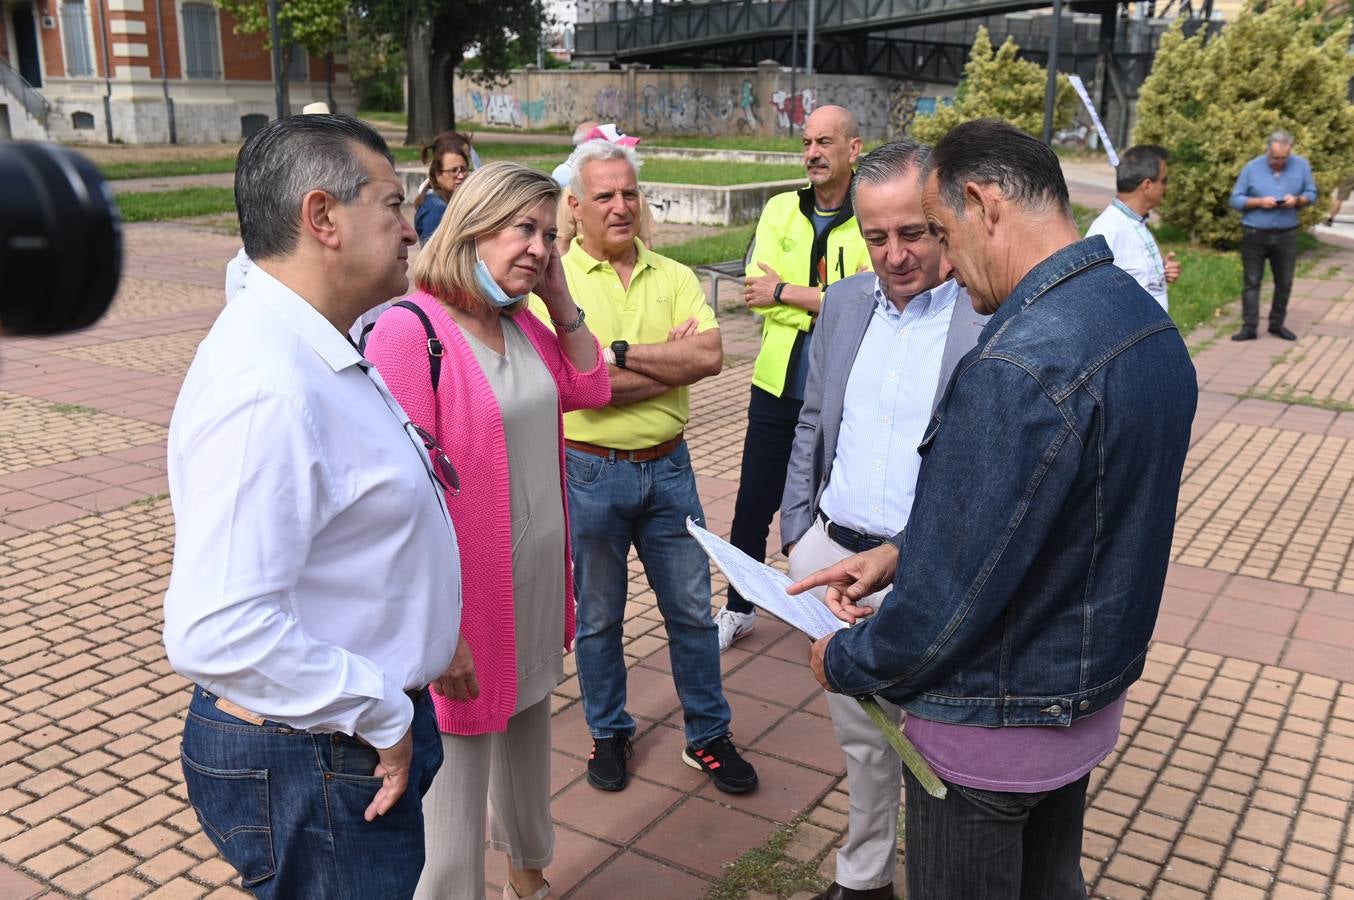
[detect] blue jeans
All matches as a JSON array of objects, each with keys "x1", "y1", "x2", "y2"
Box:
[
  {"x1": 902, "y1": 767, "x2": 1090, "y2": 899},
  {"x1": 566, "y1": 441, "x2": 732, "y2": 747},
  {"x1": 180, "y1": 686, "x2": 443, "y2": 899}
]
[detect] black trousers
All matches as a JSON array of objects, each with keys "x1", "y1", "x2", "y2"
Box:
[
  {"x1": 903, "y1": 768, "x2": 1091, "y2": 900},
  {"x1": 1240, "y1": 225, "x2": 1298, "y2": 330},
  {"x1": 726, "y1": 385, "x2": 802, "y2": 614}
]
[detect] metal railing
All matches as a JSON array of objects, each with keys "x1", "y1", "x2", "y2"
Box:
[{"x1": 0, "y1": 56, "x2": 50, "y2": 127}]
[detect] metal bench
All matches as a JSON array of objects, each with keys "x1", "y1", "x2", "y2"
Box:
[{"x1": 694, "y1": 235, "x2": 758, "y2": 314}]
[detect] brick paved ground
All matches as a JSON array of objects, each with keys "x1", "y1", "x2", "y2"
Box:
[{"x1": 2, "y1": 209, "x2": 1354, "y2": 899}]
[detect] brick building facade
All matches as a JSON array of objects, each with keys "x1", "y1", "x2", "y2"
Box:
[{"x1": 0, "y1": 0, "x2": 354, "y2": 143}]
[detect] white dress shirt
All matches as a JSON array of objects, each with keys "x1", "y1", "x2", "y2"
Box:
[
  {"x1": 164, "y1": 265, "x2": 461, "y2": 749},
  {"x1": 225, "y1": 247, "x2": 390, "y2": 347},
  {"x1": 818, "y1": 278, "x2": 958, "y2": 539},
  {"x1": 1085, "y1": 199, "x2": 1169, "y2": 312}
]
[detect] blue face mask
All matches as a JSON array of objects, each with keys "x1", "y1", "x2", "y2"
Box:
[{"x1": 473, "y1": 258, "x2": 528, "y2": 309}]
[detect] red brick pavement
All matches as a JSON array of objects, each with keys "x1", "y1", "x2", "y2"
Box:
[{"x1": 1, "y1": 220, "x2": 1353, "y2": 899}]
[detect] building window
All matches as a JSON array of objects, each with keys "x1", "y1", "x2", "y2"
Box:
[
  {"x1": 72, "y1": 111, "x2": 95, "y2": 129},
  {"x1": 182, "y1": 2, "x2": 221, "y2": 79},
  {"x1": 286, "y1": 46, "x2": 307, "y2": 82},
  {"x1": 60, "y1": 1, "x2": 94, "y2": 76}
]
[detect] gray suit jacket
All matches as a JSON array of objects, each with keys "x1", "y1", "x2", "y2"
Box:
[{"x1": 779, "y1": 271, "x2": 990, "y2": 551}]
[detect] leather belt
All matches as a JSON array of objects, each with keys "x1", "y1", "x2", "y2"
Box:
[
  {"x1": 211, "y1": 687, "x2": 425, "y2": 729},
  {"x1": 818, "y1": 511, "x2": 887, "y2": 553},
  {"x1": 566, "y1": 433, "x2": 683, "y2": 463}
]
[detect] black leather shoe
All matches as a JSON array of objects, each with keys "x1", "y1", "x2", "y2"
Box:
[
  {"x1": 1268, "y1": 325, "x2": 1298, "y2": 340},
  {"x1": 810, "y1": 883, "x2": 896, "y2": 900},
  {"x1": 1231, "y1": 328, "x2": 1258, "y2": 341}
]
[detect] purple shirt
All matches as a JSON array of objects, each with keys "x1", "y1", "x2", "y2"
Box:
[{"x1": 904, "y1": 693, "x2": 1126, "y2": 792}]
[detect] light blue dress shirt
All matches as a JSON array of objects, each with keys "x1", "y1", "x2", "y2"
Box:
[
  {"x1": 817, "y1": 277, "x2": 958, "y2": 538},
  {"x1": 1229, "y1": 153, "x2": 1317, "y2": 229}
]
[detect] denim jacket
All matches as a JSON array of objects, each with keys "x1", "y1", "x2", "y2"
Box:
[{"x1": 823, "y1": 237, "x2": 1197, "y2": 727}]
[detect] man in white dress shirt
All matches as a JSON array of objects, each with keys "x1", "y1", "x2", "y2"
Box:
[
  {"x1": 1085, "y1": 145, "x2": 1180, "y2": 313},
  {"x1": 163, "y1": 114, "x2": 462, "y2": 899},
  {"x1": 779, "y1": 141, "x2": 988, "y2": 900}
]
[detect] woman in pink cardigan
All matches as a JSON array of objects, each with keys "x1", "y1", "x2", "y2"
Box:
[{"x1": 366, "y1": 162, "x2": 610, "y2": 900}]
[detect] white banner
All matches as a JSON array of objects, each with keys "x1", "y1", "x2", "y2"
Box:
[{"x1": 1067, "y1": 75, "x2": 1119, "y2": 168}]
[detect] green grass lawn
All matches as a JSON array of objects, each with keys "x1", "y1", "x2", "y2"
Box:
[
  {"x1": 100, "y1": 157, "x2": 237, "y2": 180},
  {"x1": 116, "y1": 187, "x2": 236, "y2": 222},
  {"x1": 1070, "y1": 205, "x2": 1246, "y2": 338},
  {"x1": 657, "y1": 224, "x2": 756, "y2": 267}
]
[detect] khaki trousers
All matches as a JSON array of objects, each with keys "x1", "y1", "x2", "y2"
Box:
[{"x1": 788, "y1": 519, "x2": 902, "y2": 892}]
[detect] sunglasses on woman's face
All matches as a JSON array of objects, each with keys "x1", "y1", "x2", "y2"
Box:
[{"x1": 408, "y1": 423, "x2": 460, "y2": 495}]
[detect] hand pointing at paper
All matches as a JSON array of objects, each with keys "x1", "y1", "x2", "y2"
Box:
[{"x1": 786, "y1": 542, "x2": 900, "y2": 625}]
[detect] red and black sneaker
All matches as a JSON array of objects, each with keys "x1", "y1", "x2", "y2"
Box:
[
  {"x1": 587, "y1": 734, "x2": 633, "y2": 792},
  {"x1": 682, "y1": 734, "x2": 758, "y2": 794}
]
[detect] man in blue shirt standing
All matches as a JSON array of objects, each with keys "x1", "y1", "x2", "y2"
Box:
[{"x1": 1229, "y1": 129, "x2": 1318, "y2": 341}]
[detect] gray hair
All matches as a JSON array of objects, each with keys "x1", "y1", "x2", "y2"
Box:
[
  {"x1": 566, "y1": 139, "x2": 643, "y2": 197},
  {"x1": 1267, "y1": 129, "x2": 1295, "y2": 150},
  {"x1": 850, "y1": 140, "x2": 930, "y2": 207},
  {"x1": 235, "y1": 114, "x2": 393, "y2": 261}
]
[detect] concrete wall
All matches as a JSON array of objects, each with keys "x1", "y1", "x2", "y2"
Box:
[
  {"x1": 453, "y1": 63, "x2": 955, "y2": 139},
  {"x1": 41, "y1": 77, "x2": 356, "y2": 143}
]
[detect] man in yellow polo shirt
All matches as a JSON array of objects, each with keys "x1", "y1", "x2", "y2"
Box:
[{"x1": 555, "y1": 139, "x2": 759, "y2": 797}]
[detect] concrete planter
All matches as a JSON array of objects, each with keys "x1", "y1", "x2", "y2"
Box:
[{"x1": 398, "y1": 165, "x2": 802, "y2": 227}]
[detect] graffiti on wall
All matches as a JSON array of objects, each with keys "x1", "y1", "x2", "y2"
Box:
[
  {"x1": 887, "y1": 81, "x2": 926, "y2": 135},
  {"x1": 638, "y1": 84, "x2": 733, "y2": 134},
  {"x1": 594, "y1": 85, "x2": 627, "y2": 121},
  {"x1": 483, "y1": 93, "x2": 520, "y2": 127},
  {"x1": 455, "y1": 71, "x2": 897, "y2": 138},
  {"x1": 738, "y1": 79, "x2": 759, "y2": 132},
  {"x1": 770, "y1": 88, "x2": 814, "y2": 130}
]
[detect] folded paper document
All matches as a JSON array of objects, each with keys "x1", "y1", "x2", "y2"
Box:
[
  {"x1": 686, "y1": 519, "x2": 846, "y2": 640},
  {"x1": 686, "y1": 517, "x2": 948, "y2": 800}
]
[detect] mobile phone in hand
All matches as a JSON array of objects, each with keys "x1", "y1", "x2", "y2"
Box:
[{"x1": 1274, "y1": 197, "x2": 1288, "y2": 206}]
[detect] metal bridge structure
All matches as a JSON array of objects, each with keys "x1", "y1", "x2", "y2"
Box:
[{"x1": 573, "y1": 0, "x2": 1217, "y2": 146}]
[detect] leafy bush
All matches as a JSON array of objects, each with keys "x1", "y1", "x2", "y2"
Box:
[
  {"x1": 1134, "y1": 0, "x2": 1354, "y2": 246},
  {"x1": 910, "y1": 27, "x2": 1077, "y2": 144}
]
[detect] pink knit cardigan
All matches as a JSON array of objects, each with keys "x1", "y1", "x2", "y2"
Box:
[{"x1": 365, "y1": 290, "x2": 611, "y2": 735}]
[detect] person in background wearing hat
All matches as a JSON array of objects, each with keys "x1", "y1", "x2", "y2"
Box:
[{"x1": 553, "y1": 123, "x2": 655, "y2": 253}]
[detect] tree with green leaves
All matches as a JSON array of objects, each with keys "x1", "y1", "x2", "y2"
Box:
[
  {"x1": 354, "y1": 0, "x2": 548, "y2": 146},
  {"x1": 910, "y1": 27, "x2": 1076, "y2": 145},
  {"x1": 218, "y1": 0, "x2": 348, "y2": 113},
  {"x1": 1134, "y1": 0, "x2": 1354, "y2": 245}
]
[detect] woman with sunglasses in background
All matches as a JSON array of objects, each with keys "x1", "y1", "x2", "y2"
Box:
[
  {"x1": 413, "y1": 131, "x2": 474, "y2": 244},
  {"x1": 365, "y1": 161, "x2": 610, "y2": 900}
]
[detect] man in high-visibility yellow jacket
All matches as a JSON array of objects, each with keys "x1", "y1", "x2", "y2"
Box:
[{"x1": 714, "y1": 105, "x2": 872, "y2": 651}]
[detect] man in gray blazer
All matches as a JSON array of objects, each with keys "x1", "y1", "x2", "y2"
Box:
[{"x1": 780, "y1": 141, "x2": 988, "y2": 900}]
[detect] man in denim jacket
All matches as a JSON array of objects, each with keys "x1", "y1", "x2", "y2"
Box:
[{"x1": 793, "y1": 119, "x2": 1197, "y2": 899}]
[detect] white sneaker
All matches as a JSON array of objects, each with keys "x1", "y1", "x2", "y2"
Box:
[{"x1": 714, "y1": 608, "x2": 756, "y2": 652}]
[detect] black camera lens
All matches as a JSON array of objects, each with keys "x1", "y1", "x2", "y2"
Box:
[{"x1": 0, "y1": 142, "x2": 123, "y2": 336}]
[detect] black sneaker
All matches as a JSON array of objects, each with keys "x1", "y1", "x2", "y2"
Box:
[
  {"x1": 587, "y1": 735, "x2": 632, "y2": 792},
  {"x1": 682, "y1": 734, "x2": 758, "y2": 794}
]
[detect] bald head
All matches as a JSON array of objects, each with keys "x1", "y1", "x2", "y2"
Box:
[
  {"x1": 802, "y1": 104, "x2": 862, "y2": 196},
  {"x1": 805, "y1": 105, "x2": 859, "y2": 142}
]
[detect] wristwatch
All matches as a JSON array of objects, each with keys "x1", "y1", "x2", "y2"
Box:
[{"x1": 611, "y1": 340, "x2": 629, "y2": 369}]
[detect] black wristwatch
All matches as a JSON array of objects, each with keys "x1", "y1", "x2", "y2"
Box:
[{"x1": 611, "y1": 340, "x2": 629, "y2": 369}]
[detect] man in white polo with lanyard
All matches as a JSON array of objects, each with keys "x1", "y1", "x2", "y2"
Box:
[{"x1": 1085, "y1": 145, "x2": 1180, "y2": 313}]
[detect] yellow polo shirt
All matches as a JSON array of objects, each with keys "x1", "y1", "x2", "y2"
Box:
[{"x1": 541, "y1": 237, "x2": 717, "y2": 450}]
